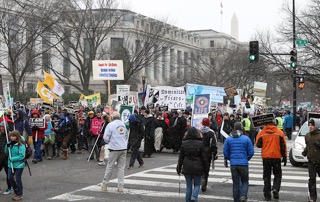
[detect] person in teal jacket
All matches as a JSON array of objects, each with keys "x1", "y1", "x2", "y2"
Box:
[{"x1": 5, "y1": 130, "x2": 25, "y2": 201}]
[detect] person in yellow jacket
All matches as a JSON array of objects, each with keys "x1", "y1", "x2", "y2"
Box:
[
  {"x1": 242, "y1": 113, "x2": 255, "y2": 145},
  {"x1": 275, "y1": 111, "x2": 284, "y2": 131}
]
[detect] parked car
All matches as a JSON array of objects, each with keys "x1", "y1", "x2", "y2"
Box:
[{"x1": 289, "y1": 119, "x2": 320, "y2": 166}]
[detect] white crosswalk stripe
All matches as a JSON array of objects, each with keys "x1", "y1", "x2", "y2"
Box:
[{"x1": 48, "y1": 149, "x2": 313, "y2": 202}]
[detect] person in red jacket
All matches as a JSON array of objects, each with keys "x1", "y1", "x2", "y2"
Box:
[{"x1": 30, "y1": 109, "x2": 47, "y2": 163}]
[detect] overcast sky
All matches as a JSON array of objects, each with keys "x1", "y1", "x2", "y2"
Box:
[{"x1": 119, "y1": 0, "x2": 307, "y2": 42}]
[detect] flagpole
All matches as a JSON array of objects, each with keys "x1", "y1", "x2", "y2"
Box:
[{"x1": 107, "y1": 80, "x2": 112, "y2": 122}]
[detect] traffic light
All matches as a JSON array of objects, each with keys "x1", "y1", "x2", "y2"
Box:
[
  {"x1": 249, "y1": 41, "x2": 259, "y2": 62},
  {"x1": 290, "y1": 49, "x2": 297, "y2": 68},
  {"x1": 298, "y1": 77, "x2": 304, "y2": 89}
]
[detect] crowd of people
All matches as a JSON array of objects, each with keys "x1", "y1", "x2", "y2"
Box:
[{"x1": 0, "y1": 102, "x2": 319, "y2": 201}]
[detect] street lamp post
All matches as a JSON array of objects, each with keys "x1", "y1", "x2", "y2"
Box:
[
  {"x1": 292, "y1": 0, "x2": 297, "y2": 128},
  {"x1": 142, "y1": 73, "x2": 146, "y2": 91}
]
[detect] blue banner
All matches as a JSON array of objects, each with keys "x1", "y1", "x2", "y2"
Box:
[{"x1": 193, "y1": 94, "x2": 211, "y2": 116}]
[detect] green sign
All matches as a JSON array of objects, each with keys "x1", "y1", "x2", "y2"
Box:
[{"x1": 296, "y1": 40, "x2": 308, "y2": 46}]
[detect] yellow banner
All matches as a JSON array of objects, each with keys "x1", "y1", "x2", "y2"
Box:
[
  {"x1": 43, "y1": 71, "x2": 55, "y2": 89},
  {"x1": 79, "y1": 93, "x2": 101, "y2": 107},
  {"x1": 36, "y1": 81, "x2": 60, "y2": 104}
]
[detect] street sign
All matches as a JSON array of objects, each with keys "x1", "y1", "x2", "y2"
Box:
[{"x1": 296, "y1": 40, "x2": 308, "y2": 46}]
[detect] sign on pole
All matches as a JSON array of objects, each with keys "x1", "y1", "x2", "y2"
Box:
[{"x1": 92, "y1": 60, "x2": 124, "y2": 80}]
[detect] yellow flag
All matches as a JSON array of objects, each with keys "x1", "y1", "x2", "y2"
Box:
[
  {"x1": 36, "y1": 81, "x2": 60, "y2": 104},
  {"x1": 43, "y1": 71, "x2": 65, "y2": 96}
]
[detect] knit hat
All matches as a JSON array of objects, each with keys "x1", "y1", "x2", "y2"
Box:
[
  {"x1": 309, "y1": 119, "x2": 315, "y2": 126},
  {"x1": 234, "y1": 122, "x2": 243, "y2": 130},
  {"x1": 202, "y1": 118, "x2": 210, "y2": 127}
]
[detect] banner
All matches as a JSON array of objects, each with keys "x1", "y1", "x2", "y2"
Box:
[
  {"x1": 120, "y1": 105, "x2": 134, "y2": 140},
  {"x1": 90, "y1": 117, "x2": 104, "y2": 136},
  {"x1": 3, "y1": 83, "x2": 11, "y2": 108},
  {"x1": 92, "y1": 60, "x2": 124, "y2": 80},
  {"x1": 253, "y1": 81, "x2": 267, "y2": 97},
  {"x1": 252, "y1": 114, "x2": 275, "y2": 128},
  {"x1": 43, "y1": 71, "x2": 65, "y2": 96},
  {"x1": 116, "y1": 85, "x2": 130, "y2": 105},
  {"x1": 79, "y1": 93, "x2": 101, "y2": 107},
  {"x1": 193, "y1": 94, "x2": 211, "y2": 117},
  {"x1": 144, "y1": 85, "x2": 185, "y2": 109},
  {"x1": 110, "y1": 91, "x2": 138, "y2": 107},
  {"x1": 224, "y1": 86, "x2": 238, "y2": 98},
  {"x1": 36, "y1": 81, "x2": 60, "y2": 104},
  {"x1": 186, "y1": 83, "x2": 226, "y2": 104}
]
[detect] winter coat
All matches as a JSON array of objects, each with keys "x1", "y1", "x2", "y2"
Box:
[
  {"x1": 223, "y1": 131, "x2": 254, "y2": 166},
  {"x1": 31, "y1": 109, "x2": 47, "y2": 139},
  {"x1": 0, "y1": 131, "x2": 8, "y2": 161},
  {"x1": 255, "y1": 125, "x2": 287, "y2": 159},
  {"x1": 128, "y1": 120, "x2": 144, "y2": 148},
  {"x1": 222, "y1": 119, "x2": 232, "y2": 134},
  {"x1": 304, "y1": 129, "x2": 320, "y2": 163},
  {"x1": 199, "y1": 126, "x2": 217, "y2": 157},
  {"x1": 283, "y1": 114, "x2": 293, "y2": 129},
  {"x1": 177, "y1": 139, "x2": 208, "y2": 176},
  {"x1": 14, "y1": 110, "x2": 32, "y2": 137},
  {"x1": 5, "y1": 142, "x2": 25, "y2": 169}
]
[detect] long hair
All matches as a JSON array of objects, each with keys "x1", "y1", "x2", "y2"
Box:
[
  {"x1": 10, "y1": 130, "x2": 25, "y2": 145},
  {"x1": 183, "y1": 127, "x2": 202, "y2": 140}
]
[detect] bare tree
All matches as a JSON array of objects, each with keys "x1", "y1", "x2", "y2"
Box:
[
  {"x1": 49, "y1": 0, "x2": 120, "y2": 94},
  {"x1": 0, "y1": 0, "x2": 61, "y2": 99},
  {"x1": 108, "y1": 17, "x2": 175, "y2": 91}
]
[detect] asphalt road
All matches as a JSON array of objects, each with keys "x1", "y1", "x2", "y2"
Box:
[{"x1": 0, "y1": 139, "x2": 315, "y2": 202}]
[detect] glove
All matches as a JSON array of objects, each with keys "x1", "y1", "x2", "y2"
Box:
[
  {"x1": 302, "y1": 150, "x2": 307, "y2": 157},
  {"x1": 176, "y1": 165, "x2": 181, "y2": 175},
  {"x1": 224, "y1": 158, "x2": 228, "y2": 168},
  {"x1": 282, "y1": 156, "x2": 287, "y2": 166},
  {"x1": 6, "y1": 143, "x2": 11, "y2": 147}
]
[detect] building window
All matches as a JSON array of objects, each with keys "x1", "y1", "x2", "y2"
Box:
[
  {"x1": 27, "y1": 83, "x2": 35, "y2": 92},
  {"x1": 64, "y1": 86, "x2": 71, "y2": 94},
  {"x1": 162, "y1": 47, "x2": 167, "y2": 80},
  {"x1": 42, "y1": 34, "x2": 51, "y2": 73},
  {"x1": 210, "y1": 40, "x2": 215, "y2": 47},
  {"x1": 184, "y1": 52, "x2": 188, "y2": 65},
  {"x1": 63, "y1": 58, "x2": 70, "y2": 77},
  {"x1": 110, "y1": 37, "x2": 124, "y2": 59},
  {"x1": 141, "y1": 19, "x2": 144, "y2": 27},
  {"x1": 136, "y1": 20, "x2": 140, "y2": 28},
  {"x1": 177, "y1": 50, "x2": 182, "y2": 75},
  {"x1": 88, "y1": 90, "x2": 94, "y2": 94},
  {"x1": 210, "y1": 58, "x2": 215, "y2": 66},
  {"x1": 154, "y1": 45, "x2": 158, "y2": 80},
  {"x1": 9, "y1": 82, "x2": 14, "y2": 92}
]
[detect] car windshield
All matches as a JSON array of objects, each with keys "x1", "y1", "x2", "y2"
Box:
[{"x1": 299, "y1": 123, "x2": 310, "y2": 136}]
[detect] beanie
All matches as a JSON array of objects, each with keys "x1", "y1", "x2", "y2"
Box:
[{"x1": 202, "y1": 118, "x2": 210, "y2": 127}]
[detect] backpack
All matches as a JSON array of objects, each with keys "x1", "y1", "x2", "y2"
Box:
[{"x1": 18, "y1": 141, "x2": 32, "y2": 176}]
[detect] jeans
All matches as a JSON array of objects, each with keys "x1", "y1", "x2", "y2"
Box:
[
  {"x1": 231, "y1": 166, "x2": 249, "y2": 202},
  {"x1": 285, "y1": 128, "x2": 292, "y2": 140},
  {"x1": 308, "y1": 161, "x2": 320, "y2": 201},
  {"x1": 8, "y1": 168, "x2": 24, "y2": 196},
  {"x1": 184, "y1": 175, "x2": 202, "y2": 202},
  {"x1": 102, "y1": 150, "x2": 127, "y2": 188},
  {"x1": 33, "y1": 138, "x2": 43, "y2": 160},
  {"x1": 129, "y1": 146, "x2": 144, "y2": 167},
  {"x1": 263, "y1": 158, "x2": 282, "y2": 193}
]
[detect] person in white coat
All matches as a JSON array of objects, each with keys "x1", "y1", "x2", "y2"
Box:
[{"x1": 100, "y1": 112, "x2": 127, "y2": 193}]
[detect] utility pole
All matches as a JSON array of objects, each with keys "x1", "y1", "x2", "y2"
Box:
[{"x1": 292, "y1": 0, "x2": 297, "y2": 129}]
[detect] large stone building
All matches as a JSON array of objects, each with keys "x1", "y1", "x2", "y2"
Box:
[{"x1": 0, "y1": 2, "x2": 247, "y2": 95}]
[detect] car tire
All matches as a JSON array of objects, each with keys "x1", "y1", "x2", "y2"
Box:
[{"x1": 289, "y1": 149, "x2": 303, "y2": 167}]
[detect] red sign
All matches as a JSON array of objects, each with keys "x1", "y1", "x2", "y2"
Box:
[{"x1": 90, "y1": 117, "x2": 104, "y2": 136}]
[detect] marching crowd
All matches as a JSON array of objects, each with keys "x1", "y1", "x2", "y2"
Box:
[{"x1": 0, "y1": 103, "x2": 319, "y2": 202}]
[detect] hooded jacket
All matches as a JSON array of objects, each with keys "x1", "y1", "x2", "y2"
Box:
[
  {"x1": 14, "y1": 110, "x2": 32, "y2": 137},
  {"x1": 224, "y1": 131, "x2": 254, "y2": 166},
  {"x1": 255, "y1": 124, "x2": 287, "y2": 159},
  {"x1": 31, "y1": 109, "x2": 47, "y2": 139},
  {"x1": 200, "y1": 126, "x2": 217, "y2": 157}
]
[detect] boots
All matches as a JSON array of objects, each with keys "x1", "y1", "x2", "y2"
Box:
[{"x1": 63, "y1": 149, "x2": 68, "y2": 160}]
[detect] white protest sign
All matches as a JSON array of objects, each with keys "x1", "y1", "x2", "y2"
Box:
[{"x1": 92, "y1": 60, "x2": 124, "y2": 80}]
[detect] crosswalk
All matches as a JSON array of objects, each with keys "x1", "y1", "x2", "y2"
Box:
[{"x1": 48, "y1": 149, "x2": 314, "y2": 202}]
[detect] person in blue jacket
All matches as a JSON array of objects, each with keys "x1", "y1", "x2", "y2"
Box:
[
  {"x1": 223, "y1": 122, "x2": 254, "y2": 202},
  {"x1": 5, "y1": 130, "x2": 26, "y2": 201},
  {"x1": 283, "y1": 110, "x2": 293, "y2": 140}
]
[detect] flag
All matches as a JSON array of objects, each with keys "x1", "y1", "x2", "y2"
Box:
[
  {"x1": 43, "y1": 71, "x2": 65, "y2": 96},
  {"x1": 119, "y1": 105, "x2": 134, "y2": 140},
  {"x1": 36, "y1": 81, "x2": 60, "y2": 104}
]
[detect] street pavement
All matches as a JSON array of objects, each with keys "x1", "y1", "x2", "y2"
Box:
[{"x1": 0, "y1": 139, "x2": 315, "y2": 202}]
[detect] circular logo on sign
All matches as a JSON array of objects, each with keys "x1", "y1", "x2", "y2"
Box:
[
  {"x1": 196, "y1": 96, "x2": 209, "y2": 108},
  {"x1": 121, "y1": 109, "x2": 131, "y2": 124}
]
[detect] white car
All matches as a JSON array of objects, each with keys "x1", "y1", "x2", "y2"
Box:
[{"x1": 289, "y1": 121, "x2": 312, "y2": 166}]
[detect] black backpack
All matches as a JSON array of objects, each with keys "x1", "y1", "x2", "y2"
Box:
[{"x1": 18, "y1": 141, "x2": 32, "y2": 176}]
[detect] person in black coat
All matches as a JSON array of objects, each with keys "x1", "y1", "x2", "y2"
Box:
[
  {"x1": 177, "y1": 127, "x2": 209, "y2": 202},
  {"x1": 199, "y1": 118, "x2": 218, "y2": 192},
  {"x1": 143, "y1": 110, "x2": 156, "y2": 157},
  {"x1": 128, "y1": 114, "x2": 144, "y2": 169},
  {"x1": 0, "y1": 122, "x2": 12, "y2": 194}
]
